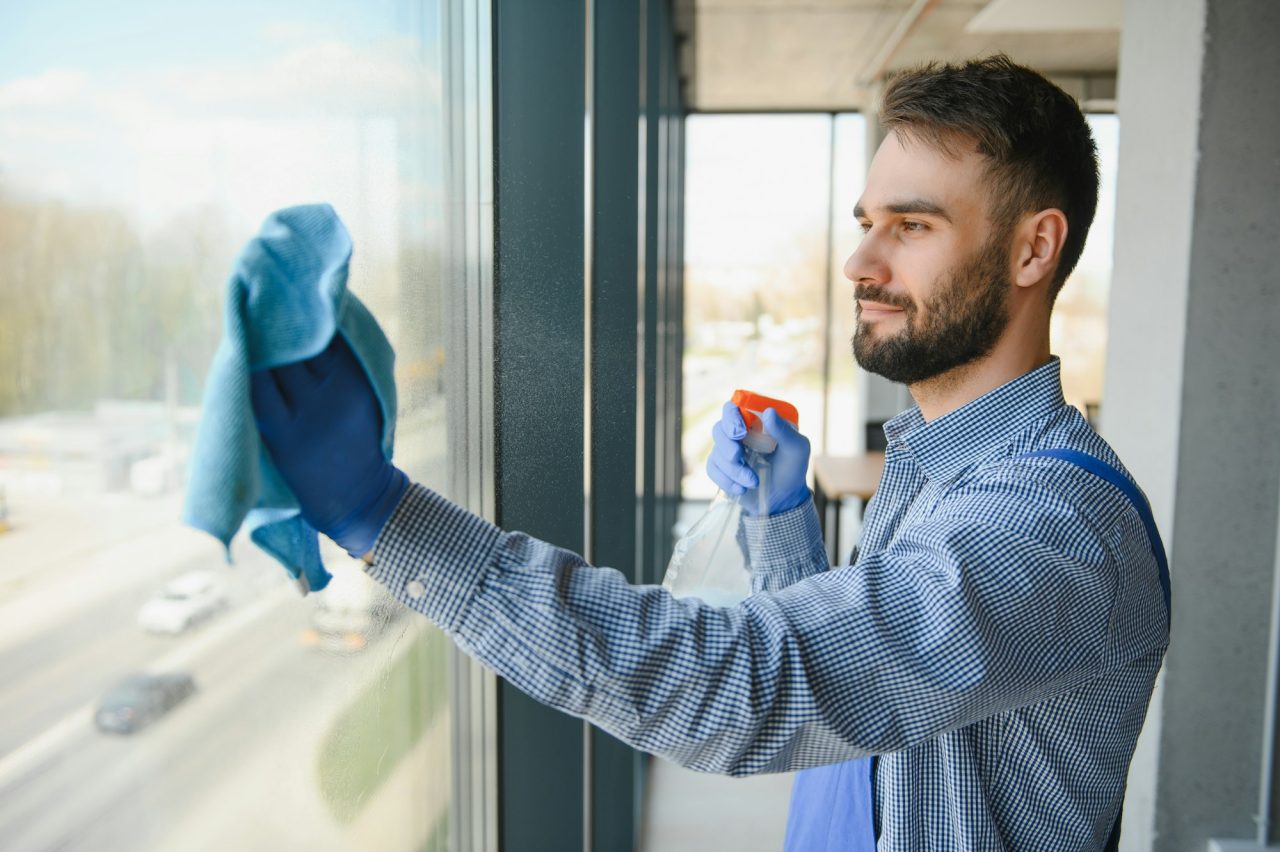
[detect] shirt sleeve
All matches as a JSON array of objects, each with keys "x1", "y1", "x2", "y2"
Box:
[
  {"x1": 366, "y1": 480, "x2": 1141, "y2": 777},
  {"x1": 740, "y1": 497, "x2": 831, "y2": 592}
]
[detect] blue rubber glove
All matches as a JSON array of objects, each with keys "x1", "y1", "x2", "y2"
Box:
[
  {"x1": 706, "y1": 401, "x2": 811, "y2": 516},
  {"x1": 250, "y1": 335, "x2": 408, "y2": 559}
]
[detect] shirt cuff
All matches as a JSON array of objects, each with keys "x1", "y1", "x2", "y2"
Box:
[
  {"x1": 365, "y1": 482, "x2": 502, "y2": 632},
  {"x1": 741, "y1": 498, "x2": 828, "y2": 580}
]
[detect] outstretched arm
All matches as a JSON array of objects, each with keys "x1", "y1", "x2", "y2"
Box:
[{"x1": 366, "y1": 479, "x2": 1126, "y2": 777}]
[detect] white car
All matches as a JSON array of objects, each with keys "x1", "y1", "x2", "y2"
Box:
[
  {"x1": 301, "y1": 559, "x2": 402, "y2": 653},
  {"x1": 138, "y1": 570, "x2": 229, "y2": 634}
]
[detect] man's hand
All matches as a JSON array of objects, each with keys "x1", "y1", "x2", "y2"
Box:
[
  {"x1": 706, "y1": 401, "x2": 811, "y2": 516},
  {"x1": 250, "y1": 335, "x2": 408, "y2": 559}
]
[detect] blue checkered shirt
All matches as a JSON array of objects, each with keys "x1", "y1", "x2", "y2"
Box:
[{"x1": 367, "y1": 358, "x2": 1169, "y2": 850}]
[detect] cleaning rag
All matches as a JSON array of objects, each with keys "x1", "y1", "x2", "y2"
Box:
[{"x1": 182, "y1": 203, "x2": 397, "y2": 592}]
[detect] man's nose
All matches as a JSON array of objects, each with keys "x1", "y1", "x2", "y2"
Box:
[{"x1": 843, "y1": 232, "x2": 889, "y2": 286}]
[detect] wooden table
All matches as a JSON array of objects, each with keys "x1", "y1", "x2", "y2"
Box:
[{"x1": 812, "y1": 452, "x2": 885, "y2": 565}]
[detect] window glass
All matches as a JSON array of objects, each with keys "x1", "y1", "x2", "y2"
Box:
[
  {"x1": 825, "y1": 113, "x2": 868, "y2": 456},
  {"x1": 1053, "y1": 114, "x2": 1119, "y2": 420},
  {"x1": 0, "y1": 3, "x2": 455, "y2": 850},
  {"x1": 682, "y1": 113, "x2": 864, "y2": 501},
  {"x1": 682, "y1": 111, "x2": 1118, "y2": 504}
]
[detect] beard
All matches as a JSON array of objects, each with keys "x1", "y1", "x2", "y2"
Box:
[{"x1": 851, "y1": 235, "x2": 1012, "y2": 386}]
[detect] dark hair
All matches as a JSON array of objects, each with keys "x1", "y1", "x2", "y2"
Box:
[{"x1": 879, "y1": 54, "x2": 1099, "y2": 300}]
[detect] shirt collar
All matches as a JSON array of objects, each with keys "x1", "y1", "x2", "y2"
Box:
[{"x1": 881, "y1": 357, "x2": 1068, "y2": 482}]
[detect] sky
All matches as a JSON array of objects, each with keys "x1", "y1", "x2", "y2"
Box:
[
  {"x1": 0, "y1": 0, "x2": 424, "y2": 79},
  {"x1": 0, "y1": 0, "x2": 443, "y2": 243}
]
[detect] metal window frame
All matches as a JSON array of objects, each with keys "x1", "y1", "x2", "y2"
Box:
[
  {"x1": 442, "y1": 1, "x2": 499, "y2": 850},
  {"x1": 442, "y1": 1, "x2": 686, "y2": 849},
  {"x1": 589, "y1": 0, "x2": 647, "y2": 848},
  {"x1": 491, "y1": 1, "x2": 590, "y2": 850}
]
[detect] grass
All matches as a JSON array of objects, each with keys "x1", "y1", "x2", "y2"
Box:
[
  {"x1": 419, "y1": 811, "x2": 449, "y2": 852},
  {"x1": 315, "y1": 626, "x2": 449, "y2": 824}
]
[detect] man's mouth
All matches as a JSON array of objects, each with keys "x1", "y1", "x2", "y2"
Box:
[{"x1": 857, "y1": 300, "x2": 906, "y2": 319}]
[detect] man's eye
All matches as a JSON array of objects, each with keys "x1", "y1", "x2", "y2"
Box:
[
  {"x1": 857, "y1": 221, "x2": 872, "y2": 234},
  {"x1": 902, "y1": 221, "x2": 928, "y2": 232}
]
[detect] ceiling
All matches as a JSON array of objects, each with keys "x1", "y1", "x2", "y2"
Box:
[{"x1": 674, "y1": 0, "x2": 1122, "y2": 112}]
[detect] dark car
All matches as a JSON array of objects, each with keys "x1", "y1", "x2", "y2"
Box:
[{"x1": 94, "y1": 672, "x2": 197, "y2": 735}]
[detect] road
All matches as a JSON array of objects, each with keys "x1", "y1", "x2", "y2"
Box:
[{"x1": 0, "y1": 482, "x2": 447, "y2": 850}]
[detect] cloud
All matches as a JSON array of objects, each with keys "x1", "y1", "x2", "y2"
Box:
[
  {"x1": 0, "y1": 35, "x2": 444, "y2": 224},
  {"x1": 257, "y1": 20, "x2": 333, "y2": 47},
  {"x1": 0, "y1": 68, "x2": 89, "y2": 110},
  {"x1": 0, "y1": 36, "x2": 441, "y2": 122},
  {"x1": 158, "y1": 38, "x2": 441, "y2": 119}
]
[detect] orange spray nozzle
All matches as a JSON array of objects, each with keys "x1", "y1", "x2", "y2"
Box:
[{"x1": 730, "y1": 390, "x2": 799, "y2": 432}]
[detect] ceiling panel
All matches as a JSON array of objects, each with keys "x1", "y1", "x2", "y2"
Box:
[
  {"x1": 695, "y1": 0, "x2": 908, "y2": 9},
  {"x1": 889, "y1": 3, "x2": 1119, "y2": 75},
  {"x1": 682, "y1": 0, "x2": 1122, "y2": 111},
  {"x1": 966, "y1": 0, "x2": 1122, "y2": 32},
  {"x1": 692, "y1": 5, "x2": 906, "y2": 109}
]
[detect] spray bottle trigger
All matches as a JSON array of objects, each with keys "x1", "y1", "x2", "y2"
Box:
[{"x1": 740, "y1": 410, "x2": 778, "y2": 454}]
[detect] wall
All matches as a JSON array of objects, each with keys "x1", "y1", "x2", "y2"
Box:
[{"x1": 1105, "y1": 0, "x2": 1280, "y2": 848}]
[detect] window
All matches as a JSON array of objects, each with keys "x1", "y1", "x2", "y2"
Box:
[
  {"x1": 0, "y1": 2, "x2": 471, "y2": 849},
  {"x1": 682, "y1": 111, "x2": 1119, "y2": 501},
  {"x1": 1053, "y1": 114, "x2": 1119, "y2": 420},
  {"x1": 682, "y1": 113, "x2": 866, "y2": 501}
]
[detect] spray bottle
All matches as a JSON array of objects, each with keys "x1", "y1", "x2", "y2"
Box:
[{"x1": 662, "y1": 390, "x2": 800, "y2": 606}]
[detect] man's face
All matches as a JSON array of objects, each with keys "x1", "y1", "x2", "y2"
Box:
[{"x1": 846, "y1": 130, "x2": 1013, "y2": 386}]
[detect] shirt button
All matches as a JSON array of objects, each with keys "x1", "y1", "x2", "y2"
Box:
[{"x1": 405, "y1": 580, "x2": 427, "y2": 600}]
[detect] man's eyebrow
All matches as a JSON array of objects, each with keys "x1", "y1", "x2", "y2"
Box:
[{"x1": 853, "y1": 199, "x2": 953, "y2": 224}]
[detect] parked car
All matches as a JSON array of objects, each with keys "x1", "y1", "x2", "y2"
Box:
[
  {"x1": 94, "y1": 672, "x2": 197, "y2": 734},
  {"x1": 300, "y1": 562, "x2": 402, "y2": 653},
  {"x1": 137, "y1": 570, "x2": 229, "y2": 634}
]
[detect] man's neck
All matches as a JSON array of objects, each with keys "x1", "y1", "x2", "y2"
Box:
[{"x1": 909, "y1": 345, "x2": 1052, "y2": 423}]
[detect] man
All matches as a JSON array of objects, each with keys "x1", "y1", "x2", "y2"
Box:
[{"x1": 251, "y1": 56, "x2": 1169, "y2": 850}]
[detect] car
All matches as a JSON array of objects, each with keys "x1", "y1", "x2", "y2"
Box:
[
  {"x1": 94, "y1": 672, "x2": 197, "y2": 735},
  {"x1": 137, "y1": 569, "x2": 228, "y2": 634},
  {"x1": 300, "y1": 561, "x2": 403, "y2": 653}
]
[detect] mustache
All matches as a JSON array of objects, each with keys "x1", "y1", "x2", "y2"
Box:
[{"x1": 854, "y1": 285, "x2": 914, "y2": 311}]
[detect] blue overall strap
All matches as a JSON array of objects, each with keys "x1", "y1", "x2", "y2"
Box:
[
  {"x1": 1024, "y1": 449, "x2": 1170, "y2": 852},
  {"x1": 1021, "y1": 449, "x2": 1171, "y2": 622}
]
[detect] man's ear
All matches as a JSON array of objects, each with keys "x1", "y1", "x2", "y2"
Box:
[{"x1": 1013, "y1": 209, "x2": 1068, "y2": 289}]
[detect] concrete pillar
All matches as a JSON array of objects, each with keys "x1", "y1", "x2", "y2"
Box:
[{"x1": 1103, "y1": 0, "x2": 1280, "y2": 848}]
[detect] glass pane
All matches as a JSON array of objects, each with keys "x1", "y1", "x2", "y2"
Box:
[
  {"x1": 825, "y1": 113, "x2": 868, "y2": 457},
  {"x1": 1052, "y1": 114, "x2": 1119, "y2": 421},
  {"x1": 681, "y1": 114, "x2": 835, "y2": 501},
  {"x1": 0, "y1": 3, "x2": 455, "y2": 850}
]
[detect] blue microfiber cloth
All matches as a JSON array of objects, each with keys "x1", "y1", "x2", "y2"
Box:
[{"x1": 182, "y1": 203, "x2": 397, "y2": 593}]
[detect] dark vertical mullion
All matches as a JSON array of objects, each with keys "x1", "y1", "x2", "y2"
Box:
[
  {"x1": 656, "y1": 2, "x2": 671, "y2": 570},
  {"x1": 663, "y1": 10, "x2": 683, "y2": 562},
  {"x1": 492, "y1": 2, "x2": 587, "y2": 851},
  {"x1": 589, "y1": 0, "x2": 645, "y2": 849},
  {"x1": 669, "y1": 34, "x2": 687, "y2": 542},
  {"x1": 651, "y1": 0, "x2": 669, "y2": 586},
  {"x1": 640, "y1": 0, "x2": 662, "y2": 587},
  {"x1": 634, "y1": 0, "x2": 650, "y2": 590},
  {"x1": 581, "y1": 3, "x2": 596, "y2": 848}
]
